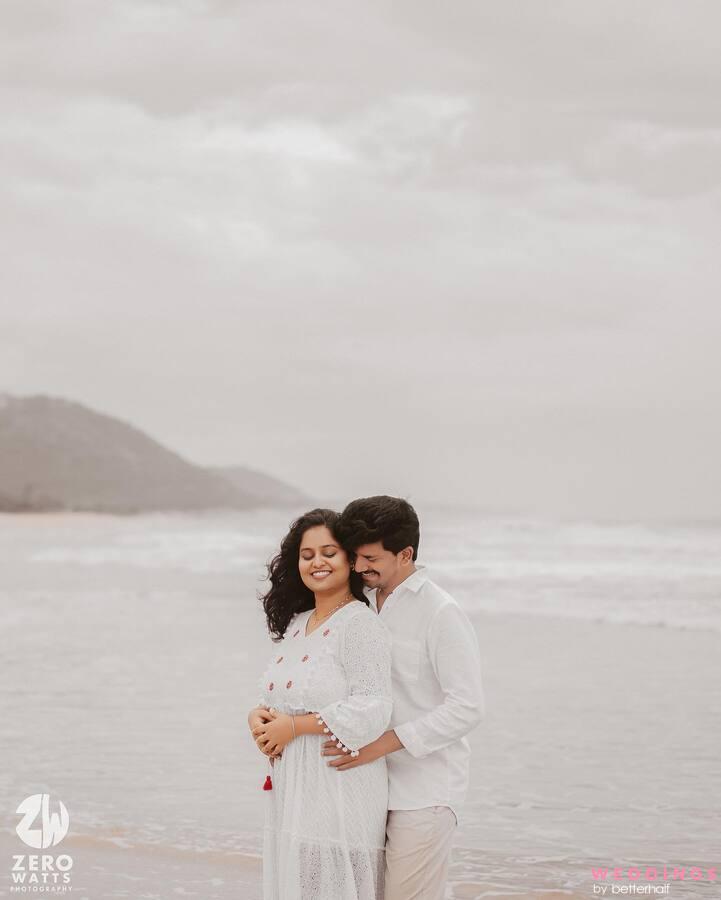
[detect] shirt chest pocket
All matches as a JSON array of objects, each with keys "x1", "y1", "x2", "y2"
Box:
[{"x1": 392, "y1": 638, "x2": 422, "y2": 683}]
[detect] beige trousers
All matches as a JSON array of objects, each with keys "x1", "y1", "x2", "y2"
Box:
[{"x1": 384, "y1": 807, "x2": 457, "y2": 900}]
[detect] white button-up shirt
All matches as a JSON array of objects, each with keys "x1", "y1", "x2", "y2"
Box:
[{"x1": 367, "y1": 566, "x2": 484, "y2": 823}]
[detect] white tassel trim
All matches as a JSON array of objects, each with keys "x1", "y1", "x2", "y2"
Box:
[{"x1": 314, "y1": 712, "x2": 360, "y2": 756}]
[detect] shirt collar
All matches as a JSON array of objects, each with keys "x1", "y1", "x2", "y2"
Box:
[
  {"x1": 366, "y1": 564, "x2": 427, "y2": 612},
  {"x1": 395, "y1": 564, "x2": 428, "y2": 594}
]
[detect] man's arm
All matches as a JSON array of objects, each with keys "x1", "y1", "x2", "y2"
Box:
[
  {"x1": 324, "y1": 727, "x2": 404, "y2": 770},
  {"x1": 326, "y1": 602, "x2": 484, "y2": 768},
  {"x1": 394, "y1": 602, "x2": 484, "y2": 758}
]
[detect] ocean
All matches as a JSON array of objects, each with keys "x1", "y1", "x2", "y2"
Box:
[{"x1": 1, "y1": 509, "x2": 719, "y2": 899}]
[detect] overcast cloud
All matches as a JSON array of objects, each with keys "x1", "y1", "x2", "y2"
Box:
[{"x1": 2, "y1": 1, "x2": 720, "y2": 520}]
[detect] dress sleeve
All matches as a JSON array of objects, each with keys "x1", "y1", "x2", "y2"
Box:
[{"x1": 316, "y1": 610, "x2": 393, "y2": 755}]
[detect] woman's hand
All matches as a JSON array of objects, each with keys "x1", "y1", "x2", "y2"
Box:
[
  {"x1": 253, "y1": 714, "x2": 296, "y2": 757},
  {"x1": 248, "y1": 707, "x2": 282, "y2": 757},
  {"x1": 248, "y1": 706, "x2": 275, "y2": 733}
]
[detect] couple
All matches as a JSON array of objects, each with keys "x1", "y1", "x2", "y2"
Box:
[{"x1": 247, "y1": 496, "x2": 484, "y2": 900}]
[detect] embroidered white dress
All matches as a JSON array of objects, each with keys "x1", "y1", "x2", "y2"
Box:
[{"x1": 257, "y1": 601, "x2": 392, "y2": 900}]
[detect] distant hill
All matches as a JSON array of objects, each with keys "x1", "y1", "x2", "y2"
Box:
[{"x1": 0, "y1": 394, "x2": 305, "y2": 513}]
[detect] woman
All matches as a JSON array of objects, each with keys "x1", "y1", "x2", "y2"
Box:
[{"x1": 248, "y1": 509, "x2": 392, "y2": 900}]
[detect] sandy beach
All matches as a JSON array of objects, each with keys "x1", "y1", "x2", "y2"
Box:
[
  {"x1": 1, "y1": 511, "x2": 719, "y2": 899},
  {"x1": 1, "y1": 831, "x2": 589, "y2": 900}
]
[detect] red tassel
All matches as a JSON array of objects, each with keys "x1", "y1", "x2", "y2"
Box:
[{"x1": 263, "y1": 775, "x2": 273, "y2": 791}]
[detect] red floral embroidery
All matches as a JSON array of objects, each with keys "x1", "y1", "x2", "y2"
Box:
[
  {"x1": 268, "y1": 682, "x2": 274, "y2": 690},
  {"x1": 302, "y1": 655, "x2": 309, "y2": 662},
  {"x1": 286, "y1": 680, "x2": 293, "y2": 689},
  {"x1": 276, "y1": 656, "x2": 283, "y2": 663},
  {"x1": 322, "y1": 628, "x2": 330, "y2": 637},
  {"x1": 293, "y1": 630, "x2": 300, "y2": 638}
]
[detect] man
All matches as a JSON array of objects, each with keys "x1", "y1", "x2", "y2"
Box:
[{"x1": 327, "y1": 496, "x2": 485, "y2": 900}]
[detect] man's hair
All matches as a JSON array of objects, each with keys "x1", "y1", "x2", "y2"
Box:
[{"x1": 337, "y1": 496, "x2": 420, "y2": 561}]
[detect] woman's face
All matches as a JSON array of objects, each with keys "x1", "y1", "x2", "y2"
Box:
[{"x1": 298, "y1": 524, "x2": 351, "y2": 595}]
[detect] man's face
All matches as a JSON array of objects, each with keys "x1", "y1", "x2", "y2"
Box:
[{"x1": 353, "y1": 541, "x2": 411, "y2": 593}]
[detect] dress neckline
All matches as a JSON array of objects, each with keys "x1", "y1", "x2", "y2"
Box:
[{"x1": 302, "y1": 599, "x2": 362, "y2": 638}]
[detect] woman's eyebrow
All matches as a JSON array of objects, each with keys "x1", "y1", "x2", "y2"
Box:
[{"x1": 300, "y1": 543, "x2": 339, "y2": 551}]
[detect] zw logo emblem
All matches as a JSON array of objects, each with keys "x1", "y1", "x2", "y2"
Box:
[{"x1": 16, "y1": 794, "x2": 69, "y2": 848}]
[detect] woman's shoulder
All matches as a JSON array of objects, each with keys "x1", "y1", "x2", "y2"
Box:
[
  {"x1": 343, "y1": 601, "x2": 390, "y2": 636},
  {"x1": 344, "y1": 599, "x2": 375, "y2": 620}
]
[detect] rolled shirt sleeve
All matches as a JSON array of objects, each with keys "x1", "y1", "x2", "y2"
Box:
[
  {"x1": 394, "y1": 602, "x2": 484, "y2": 759},
  {"x1": 317, "y1": 612, "x2": 393, "y2": 753}
]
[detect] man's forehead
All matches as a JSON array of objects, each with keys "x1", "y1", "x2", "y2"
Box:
[{"x1": 354, "y1": 541, "x2": 388, "y2": 556}]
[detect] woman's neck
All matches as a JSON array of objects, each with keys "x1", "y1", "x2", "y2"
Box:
[{"x1": 313, "y1": 584, "x2": 352, "y2": 617}]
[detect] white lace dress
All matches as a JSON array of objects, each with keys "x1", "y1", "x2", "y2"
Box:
[{"x1": 257, "y1": 601, "x2": 392, "y2": 900}]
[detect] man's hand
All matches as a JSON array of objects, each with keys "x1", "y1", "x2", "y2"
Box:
[
  {"x1": 253, "y1": 713, "x2": 295, "y2": 757},
  {"x1": 322, "y1": 739, "x2": 384, "y2": 770},
  {"x1": 323, "y1": 730, "x2": 404, "y2": 770}
]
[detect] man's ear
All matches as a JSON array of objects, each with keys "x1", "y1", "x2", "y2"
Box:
[{"x1": 400, "y1": 547, "x2": 414, "y2": 566}]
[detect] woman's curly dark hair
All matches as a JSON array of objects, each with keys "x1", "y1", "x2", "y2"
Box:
[{"x1": 261, "y1": 508, "x2": 368, "y2": 641}]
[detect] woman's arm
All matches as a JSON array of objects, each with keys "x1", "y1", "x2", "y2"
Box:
[
  {"x1": 252, "y1": 711, "x2": 326, "y2": 756},
  {"x1": 315, "y1": 614, "x2": 393, "y2": 754},
  {"x1": 254, "y1": 614, "x2": 393, "y2": 756}
]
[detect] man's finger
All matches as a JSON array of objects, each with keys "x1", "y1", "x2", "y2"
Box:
[{"x1": 329, "y1": 759, "x2": 357, "y2": 771}]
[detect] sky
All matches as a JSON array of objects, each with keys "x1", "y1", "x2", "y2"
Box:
[{"x1": 2, "y1": 0, "x2": 720, "y2": 521}]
